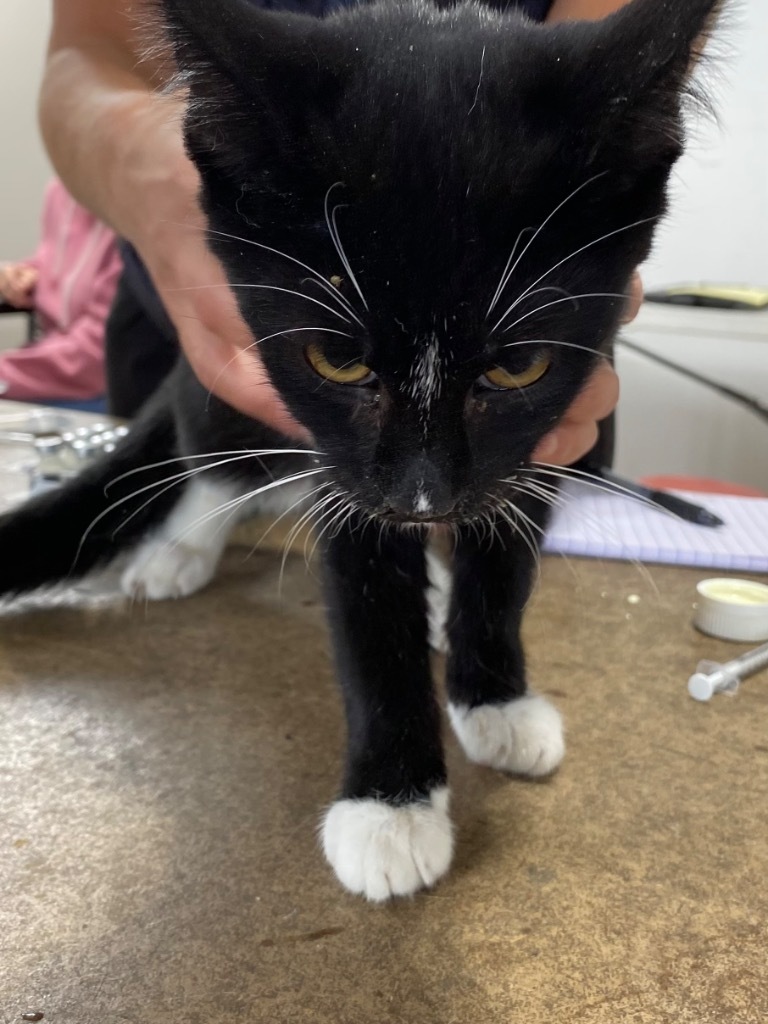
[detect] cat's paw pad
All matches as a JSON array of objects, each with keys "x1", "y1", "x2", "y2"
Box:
[
  {"x1": 121, "y1": 540, "x2": 218, "y2": 600},
  {"x1": 448, "y1": 694, "x2": 564, "y2": 777},
  {"x1": 321, "y1": 787, "x2": 454, "y2": 901}
]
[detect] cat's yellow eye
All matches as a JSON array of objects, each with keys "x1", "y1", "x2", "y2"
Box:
[
  {"x1": 305, "y1": 341, "x2": 375, "y2": 385},
  {"x1": 480, "y1": 352, "x2": 551, "y2": 391}
]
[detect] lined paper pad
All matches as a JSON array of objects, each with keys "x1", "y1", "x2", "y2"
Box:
[{"x1": 542, "y1": 482, "x2": 768, "y2": 572}]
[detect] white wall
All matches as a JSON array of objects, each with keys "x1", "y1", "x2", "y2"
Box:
[
  {"x1": 0, "y1": 2, "x2": 52, "y2": 350},
  {"x1": 0, "y1": 1, "x2": 763, "y2": 289},
  {"x1": 615, "y1": 305, "x2": 768, "y2": 489},
  {"x1": 619, "y1": 0, "x2": 768, "y2": 488},
  {"x1": 0, "y1": 2, "x2": 51, "y2": 253},
  {"x1": 0, "y1": 0, "x2": 764, "y2": 394},
  {"x1": 643, "y1": 0, "x2": 768, "y2": 288}
]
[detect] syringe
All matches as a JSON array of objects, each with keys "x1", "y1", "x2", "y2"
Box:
[{"x1": 688, "y1": 640, "x2": 768, "y2": 702}]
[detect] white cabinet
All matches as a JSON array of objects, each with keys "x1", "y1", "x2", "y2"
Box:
[{"x1": 614, "y1": 304, "x2": 768, "y2": 489}]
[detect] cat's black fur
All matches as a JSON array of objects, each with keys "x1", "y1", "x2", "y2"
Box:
[{"x1": 0, "y1": 0, "x2": 720, "y2": 897}]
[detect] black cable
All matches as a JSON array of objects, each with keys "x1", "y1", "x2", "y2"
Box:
[{"x1": 618, "y1": 335, "x2": 768, "y2": 424}]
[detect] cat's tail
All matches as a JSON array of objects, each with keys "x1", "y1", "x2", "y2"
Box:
[{"x1": 0, "y1": 399, "x2": 181, "y2": 597}]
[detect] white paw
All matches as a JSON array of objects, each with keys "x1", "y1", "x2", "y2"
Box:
[
  {"x1": 321, "y1": 787, "x2": 454, "y2": 901},
  {"x1": 121, "y1": 539, "x2": 219, "y2": 600},
  {"x1": 448, "y1": 694, "x2": 564, "y2": 777}
]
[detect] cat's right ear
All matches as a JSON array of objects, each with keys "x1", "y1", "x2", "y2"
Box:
[
  {"x1": 154, "y1": 0, "x2": 348, "y2": 175},
  {"x1": 543, "y1": 0, "x2": 726, "y2": 172}
]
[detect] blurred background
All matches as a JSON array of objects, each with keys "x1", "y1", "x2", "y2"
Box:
[
  {"x1": 0, "y1": 3, "x2": 52, "y2": 354},
  {"x1": 0, "y1": 0, "x2": 766, "y2": 485}
]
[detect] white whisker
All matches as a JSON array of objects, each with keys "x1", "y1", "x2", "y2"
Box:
[
  {"x1": 498, "y1": 292, "x2": 628, "y2": 335},
  {"x1": 172, "y1": 282, "x2": 352, "y2": 325},
  {"x1": 518, "y1": 465, "x2": 662, "y2": 595},
  {"x1": 283, "y1": 486, "x2": 338, "y2": 559},
  {"x1": 491, "y1": 284, "x2": 577, "y2": 329},
  {"x1": 301, "y1": 278, "x2": 365, "y2": 328},
  {"x1": 106, "y1": 448, "x2": 320, "y2": 491},
  {"x1": 199, "y1": 224, "x2": 364, "y2": 324},
  {"x1": 108, "y1": 461, "x2": 242, "y2": 542},
  {"x1": 162, "y1": 468, "x2": 325, "y2": 556},
  {"x1": 486, "y1": 171, "x2": 607, "y2": 318},
  {"x1": 326, "y1": 182, "x2": 369, "y2": 311},
  {"x1": 253, "y1": 480, "x2": 330, "y2": 553},
  {"x1": 502, "y1": 338, "x2": 610, "y2": 360},
  {"x1": 510, "y1": 481, "x2": 566, "y2": 511},
  {"x1": 521, "y1": 464, "x2": 673, "y2": 515},
  {"x1": 487, "y1": 226, "x2": 533, "y2": 317},
  {"x1": 329, "y1": 500, "x2": 358, "y2": 541},
  {"x1": 228, "y1": 283, "x2": 355, "y2": 324},
  {"x1": 467, "y1": 44, "x2": 486, "y2": 117},
  {"x1": 500, "y1": 499, "x2": 547, "y2": 539},
  {"x1": 204, "y1": 325, "x2": 352, "y2": 409},
  {"x1": 306, "y1": 491, "x2": 351, "y2": 565},
  {"x1": 279, "y1": 488, "x2": 345, "y2": 591},
  {"x1": 493, "y1": 214, "x2": 658, "y2": 332},
  {"x1": 494, "y1": 501, "x2": 542, "y2": 590},
  {"x1": 78, "y1": 452, "x2": 282, "y2": 567}
]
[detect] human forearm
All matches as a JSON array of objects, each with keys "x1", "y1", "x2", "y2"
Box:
[
  {"x1": 39, "y1": 1, "x2": 172, "y2": 234},
  {"x1": 40, "y1": 49, "x2": 141, "y2": 227},
  {"x1": 37, "y1": 2, "x2": 298, "y2": 432}
]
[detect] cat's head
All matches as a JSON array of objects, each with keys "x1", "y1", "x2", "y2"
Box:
[{"x1": 160, "y1": 0, "x2": 720, "y2": 523}]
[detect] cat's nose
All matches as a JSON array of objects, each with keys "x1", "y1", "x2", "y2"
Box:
[{"x1": 387, "y1": 455, "x2": 456, "y2": 519}]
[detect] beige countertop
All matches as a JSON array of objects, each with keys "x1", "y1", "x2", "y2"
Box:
[{"x1": 1, "y1": 400, "x2": 767, "y2": 1022}]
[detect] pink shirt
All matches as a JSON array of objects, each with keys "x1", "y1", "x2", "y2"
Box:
[{"x1": 0, "y1": 179, "x2": 122, "y2": 402}]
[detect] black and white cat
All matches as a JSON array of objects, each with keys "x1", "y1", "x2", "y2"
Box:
[{"x1": 0, "y1": 0, "x2": 720, "y2": 899}]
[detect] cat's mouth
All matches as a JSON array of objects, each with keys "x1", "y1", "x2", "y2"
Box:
[
  {"x1": 376, "y1": 506, "x2": 483, "y2": 528},
  {"x1": 380, "y1": 512, "x2": 453, "y2": 527}
]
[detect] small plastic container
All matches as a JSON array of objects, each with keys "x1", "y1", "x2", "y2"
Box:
[{"x1": 693, "y1": 578, "x2": 768, "y2": 643}]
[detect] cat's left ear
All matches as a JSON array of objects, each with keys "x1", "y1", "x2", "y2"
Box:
[
  {"x1": 550, "y1": 0, "x2": 725, "y2": 170},
  {"x1": 155, "y1": 0, "x2": 349, "y2": 175}
]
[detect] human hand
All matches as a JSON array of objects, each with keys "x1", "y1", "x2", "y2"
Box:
[
  {"x1": 111, "y1": 92, "x2": 308, "y2": 440},
  {"x1": 0, "y1": 263, "x2": 39, "y2": 309},
  {"x1": 531, "y1": 271, "x2": 642, "y2": 466}
]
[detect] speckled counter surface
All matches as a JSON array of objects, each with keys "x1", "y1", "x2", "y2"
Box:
[{"x1": 1, "y1": 537, "x2": 766, "y2": 1024}]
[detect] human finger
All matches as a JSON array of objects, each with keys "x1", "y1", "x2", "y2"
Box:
[
  {"x1": 0, "y1": 265, "x2": 31, "y2": 307},
  {"x1": 150, "y1": 239, "x2": 311, "y2": 440},
  {"x1": 531, "y1": 361, "x2": 619, "y2": 466},
  {"x1": 621, "y1": 271, "x2": 643, "y2": 324}
]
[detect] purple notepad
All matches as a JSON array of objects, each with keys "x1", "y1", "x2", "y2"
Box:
[{"x1": 542, "y1": 482, "x2": 768, "y2": 572}]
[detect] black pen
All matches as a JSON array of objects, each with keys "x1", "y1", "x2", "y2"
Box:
[{"x1": 593, "y1": 467, "x2": 724, "y2": 528}]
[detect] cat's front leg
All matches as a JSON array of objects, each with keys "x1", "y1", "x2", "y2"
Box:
[
  {"x1": 446, "y1": 499, "x2": 564, "y2": 778},
  {"x1": 320, "y1": 519, "x2": 452, "y2": 901}
]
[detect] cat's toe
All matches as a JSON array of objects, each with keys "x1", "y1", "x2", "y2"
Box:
[
  {"x1": 321, "y1": 787, "x2": 454, "y2": 901},
  {"x1": 121, "y1": 540, "x2": 219, "y2": 600},
  {"x1": 448, "y1": 694, "x2": 564, "y2": 777}
]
